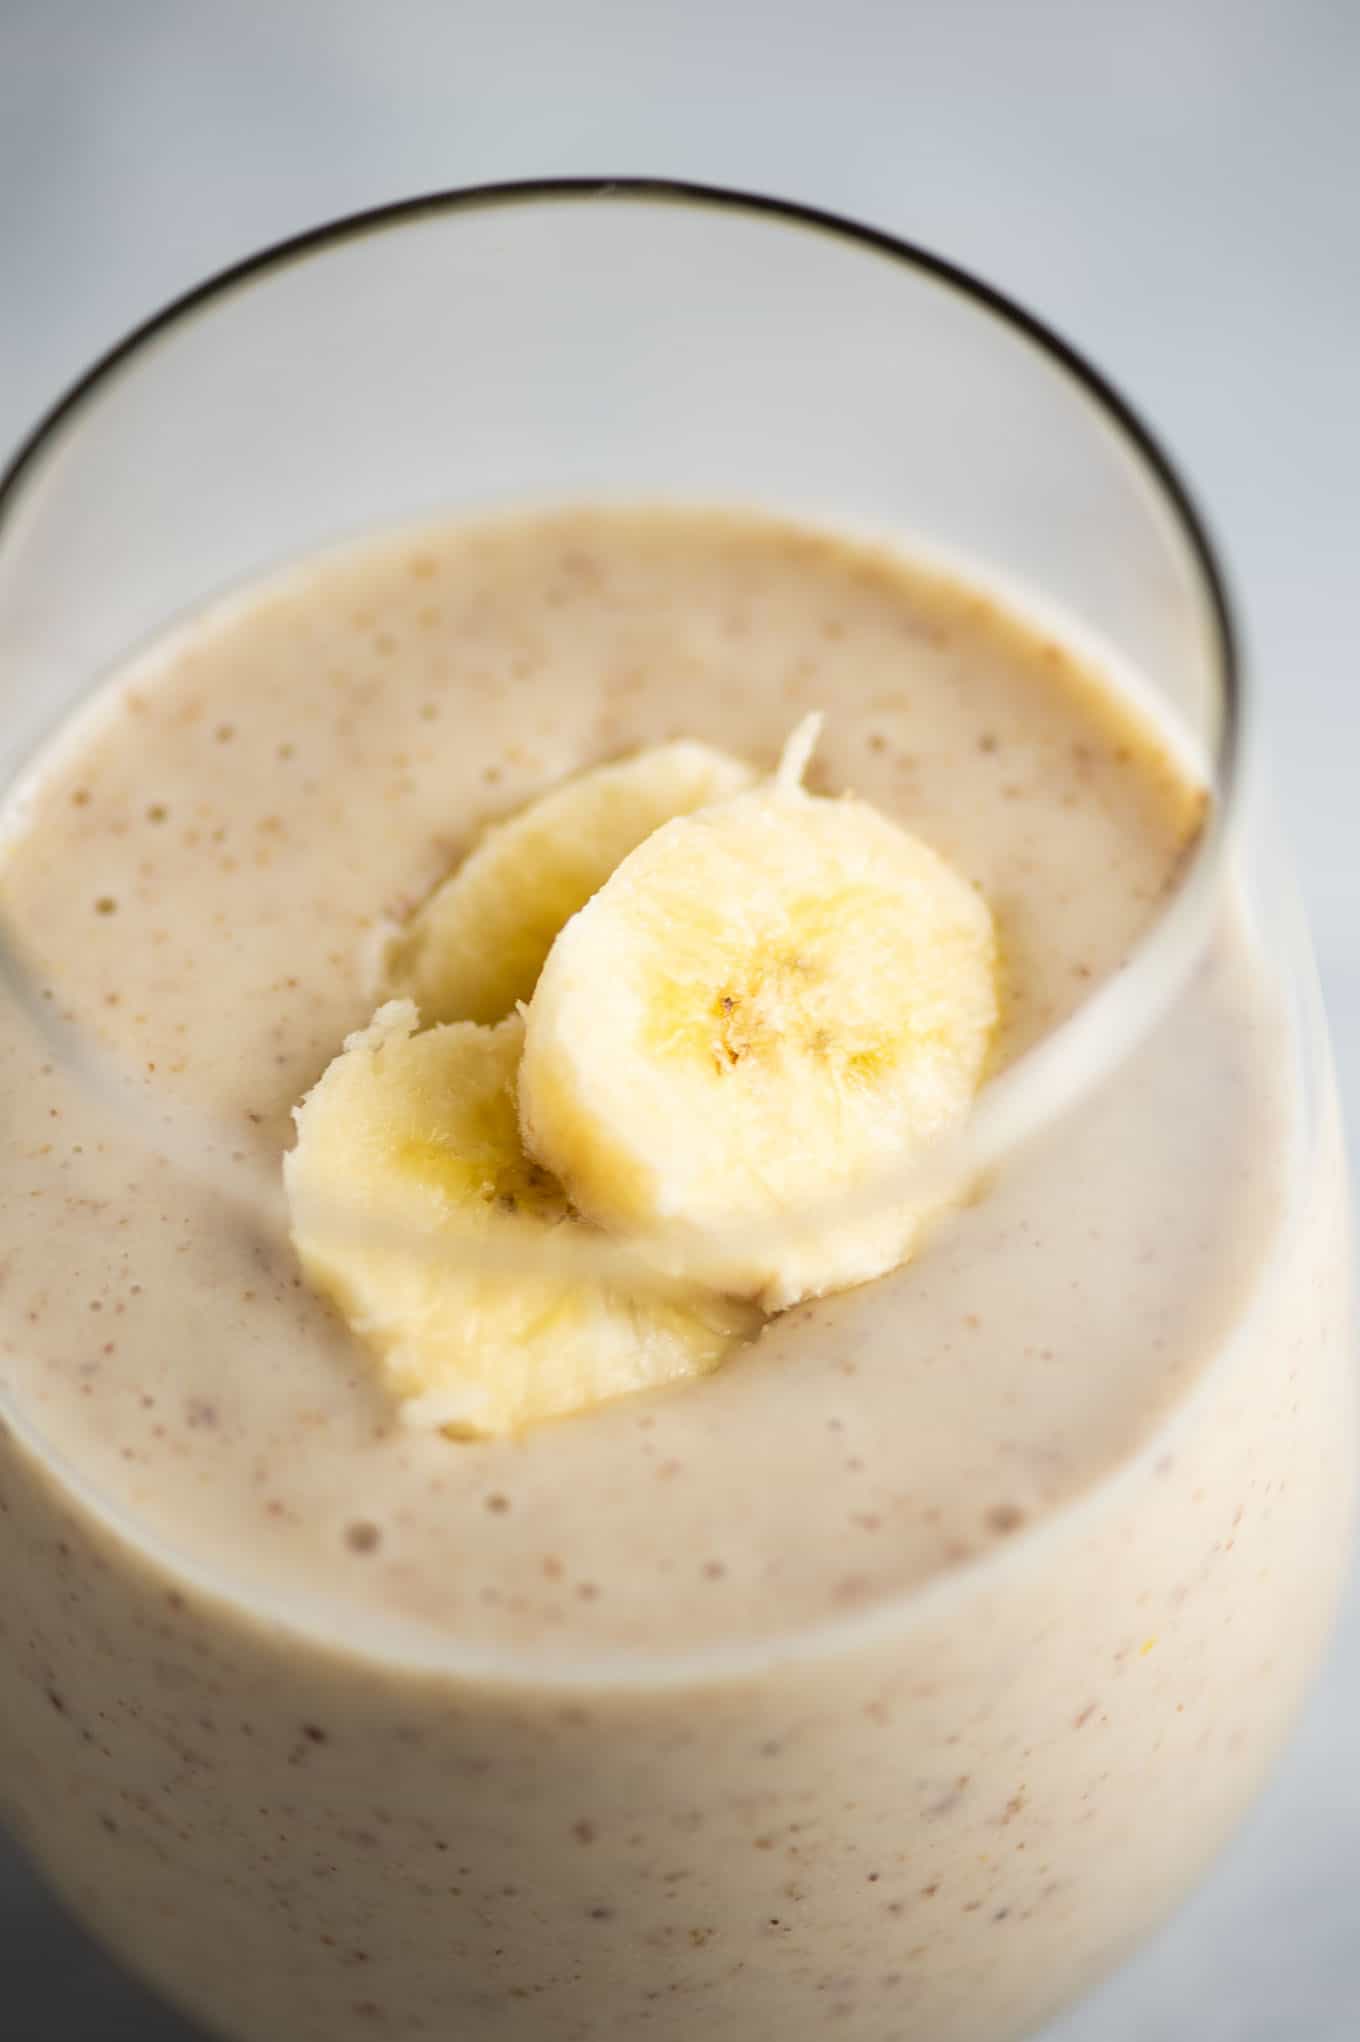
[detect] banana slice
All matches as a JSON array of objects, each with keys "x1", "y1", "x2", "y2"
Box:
[
  {"x1": 519, "y1": 723, "x2": 998, "y2": 1309},
  {"x1": 284, "y1": 1001, "x2": 755, "y2": 1437},
  {"x1": 384, "y1": 740, "x2": 754, "y2": 1025}
]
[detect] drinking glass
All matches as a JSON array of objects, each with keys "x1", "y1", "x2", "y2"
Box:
[{"x1": 0, "y1": 180, "x2": 1351, "y2": 2042}]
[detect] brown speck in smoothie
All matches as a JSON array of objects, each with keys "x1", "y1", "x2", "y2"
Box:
[
  {"x1": 986, "y1": 1502, "x2": 1026, "y2": 1536},
  {"x1": 701, "y1": 1559, "x2": 726, "y2": 1581},
  {"x1": 71, "y1": 788, "x2": 90, "y2": 806},
  {"x1": 924, "y1": 1776, "x2": 970, "y2": 1820},
  {"x1": 1073, "y1": 1702, "x2": 1098, "y2": 1729},
  {"x1": 484, "y1": 1492, "x2": 511, "y2": 1515},
  {"x1": 978, "y1": 732, "x2": 999, "y2": 753},
  {"x1": 94, "y1": 897, "x2": 117, "y2": 916},
  {"x1": 345, "y1": 1520, "x2": 382, "y2": 1554},
  {"x1": 589, "y1": 1906, "x2": 614, "y2": 1922},
  {"x1": 572, "y1": 1819, "x2": 597, "y2": 1845}
]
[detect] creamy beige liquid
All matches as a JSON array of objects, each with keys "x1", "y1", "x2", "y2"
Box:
[{"x1": 0, "y1": 508, "x2": 1352, "y2": 2042}]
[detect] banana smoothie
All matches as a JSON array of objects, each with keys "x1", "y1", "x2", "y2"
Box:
[{"x1": 0, "y1": 507, "x2": 1352, "y2": 2042}]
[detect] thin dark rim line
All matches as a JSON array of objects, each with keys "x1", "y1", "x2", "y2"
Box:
[{"x1": 0, "y1": 172, "x2": 1241, "y2": 788}]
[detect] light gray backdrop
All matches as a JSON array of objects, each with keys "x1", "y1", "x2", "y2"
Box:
[{"x1": 1, "y1": 3, "x2": 1357, "y2": 2037}]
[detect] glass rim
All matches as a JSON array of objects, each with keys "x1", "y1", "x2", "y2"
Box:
[
  {"x1": 0, "y1": 174, "x2": 1242, "y2": 768},
  {"x1": 0, "y1": 177, "x2": 1254, "y2": 1687}
]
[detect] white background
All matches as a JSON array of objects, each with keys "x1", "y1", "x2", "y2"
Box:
[{"x1": 1, "y1": 4, "x2": 1357, "y2": 2037}]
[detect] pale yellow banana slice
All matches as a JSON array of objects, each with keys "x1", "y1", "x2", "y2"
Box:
[
  {"x1": 284, "y1": 1001, "x2": 755, "y2": 1437},
  {"x1": 519, "y1": 726, "x2": 998, "y2": 1309},
  {"x1": 384, "y1": 740, "x2": 754, "y2": 1025}
]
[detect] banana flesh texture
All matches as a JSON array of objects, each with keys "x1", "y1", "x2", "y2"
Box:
[
  {"x1": 287, "y1": 723, "x2": 997, "y2": 1433},
  {"x1": 285, "y1": 1002, "x2": 755, "y2": 1438},
  {"x1": 383, "y1": 741, "x2": 754, "y2": 1024},
  {"x1": 519, "y1": 724, "x2": 998, "y2": 1310}
]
